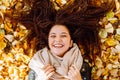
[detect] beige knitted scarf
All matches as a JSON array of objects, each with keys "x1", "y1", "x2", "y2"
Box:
[{"x1": 29, "y1": 43, "x2": 83, "y2": 80}]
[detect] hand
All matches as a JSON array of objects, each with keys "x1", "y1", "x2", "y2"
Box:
[
  {"x1": 41, "y1": 64, "x2": 55, "y2": 79},
  {"x1": 67, "y1": 65, "x2": 82, "y2": 80}
]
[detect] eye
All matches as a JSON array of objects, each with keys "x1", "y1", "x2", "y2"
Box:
[
  {"x1": 50, "y1": 35, "x2": 56, "y2": 38},
  {"x1": 61, "y1": 35, "x2": 67, "y2": 38}
]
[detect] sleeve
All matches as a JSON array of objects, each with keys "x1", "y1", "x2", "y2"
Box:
[
  {"x1": 80, "y1": 61, "x2": 92, "y2": 80},
  {"x1": 28, "y1": 49, "x2": 49, "y2": 80},
  {"x1": 28, "y1": 69, "x2": 36, "y2": 80}
]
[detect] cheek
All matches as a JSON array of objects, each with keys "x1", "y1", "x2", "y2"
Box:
[
  {"x1": 48, "y1": 38, "x2": 54, "y2": 47},
  {"x1": 48, "y1": 38, "x2": 53, "y2": 43},
  {"x1": 64, "y1": 39, "x2": 72, "y2": 46}
]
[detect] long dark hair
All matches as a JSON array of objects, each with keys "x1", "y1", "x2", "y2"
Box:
[{"x1": 20, "y1": 0, "x2": 115, "y2": 62}]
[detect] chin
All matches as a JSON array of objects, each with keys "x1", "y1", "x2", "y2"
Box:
[{"x1": 54, "y1": 52, "x2": 64, "y2": 57}]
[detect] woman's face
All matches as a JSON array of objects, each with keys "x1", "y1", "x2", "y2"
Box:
[{"x1": 48, "y1": 25, "x2": 73, "y2": 57}]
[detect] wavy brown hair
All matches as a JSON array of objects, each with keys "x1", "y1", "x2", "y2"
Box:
[{"x1": 20, "y1": 0, "x2": 115, "y2": 62}]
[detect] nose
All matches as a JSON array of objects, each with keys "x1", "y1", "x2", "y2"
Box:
[{"x1": 55, "y1": 36, "x2": 61, "y2": 42}]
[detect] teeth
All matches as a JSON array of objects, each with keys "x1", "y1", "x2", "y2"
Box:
[
  {"x1": 54, "y1": 44, "x2": 63, "y2": 47},
  {"x1": 55, "y1": 45, "x2": 62, "y2": 47}
]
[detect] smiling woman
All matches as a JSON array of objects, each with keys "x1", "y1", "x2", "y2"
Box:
[{"x1": 29, "y1": 24, "x2": 83, "y2": 80}]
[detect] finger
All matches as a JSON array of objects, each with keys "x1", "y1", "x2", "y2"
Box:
[
  {"x1": 42, "y1": 64, "x2": 55, "y2": 73},
  {"x1": 45, "y1": 67, "x2": 55, "y2": 76},
  {"x1": 72, "y1": 65, "x2": 79, "y2": 71},
  {"x1": 68, "y1": 66, "x2": 75, "y2": 77},
  {"x1": 68, "y1": 65, "x2": 79, "y2": 77},
  {"x1": 69, "y1": 66, "x2": 76, "y2": 73},
  {"x1": 42, "y1": 64, "x2": 51, "y2": 70},
  {"x1": 42, "y1": 64, "x2": 55, "y2": 79},
  {"x1": 47, "y1": 71, "x2": 55, "y2": 79}
]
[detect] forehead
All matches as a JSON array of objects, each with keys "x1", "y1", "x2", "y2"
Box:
[{"x1": 49, "y1": 25, "x2": 69, "y2": 33}]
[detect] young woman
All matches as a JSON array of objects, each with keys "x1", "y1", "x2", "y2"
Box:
[{"x1": 29, "y1": 24, "x2": 83, "y2": 80}]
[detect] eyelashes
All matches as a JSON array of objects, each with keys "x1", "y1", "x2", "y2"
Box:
[{"x1": 49, "y1": 34, "x2": 67, "y2": 38}]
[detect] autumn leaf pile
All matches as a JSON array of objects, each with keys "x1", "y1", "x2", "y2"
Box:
[
  {"x1": 0, "y1": 0, "x2": 120, "y2": 80},
  {"x1": 92, "y1": 0, "x2": 120, "y2": 80},
  {"x1": 0, "y1": 0, "x2": 34, "y2": 80}
]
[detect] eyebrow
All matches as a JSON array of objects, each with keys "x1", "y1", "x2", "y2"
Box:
[
  {"x1": 49, "y1": 32, "x2": 69, "y2": 35},
  {"x1": 61, "y1": 32, "x2": 69, "y2": 34}
]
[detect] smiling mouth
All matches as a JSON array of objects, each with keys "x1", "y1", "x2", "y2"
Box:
[{"x1": 53, "y1": 44, "x2": 63, "y2": 48}]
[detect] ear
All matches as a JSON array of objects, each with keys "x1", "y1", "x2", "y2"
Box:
[{"x1": 70, "y1": 40, "x2": 73, "y2": 47}]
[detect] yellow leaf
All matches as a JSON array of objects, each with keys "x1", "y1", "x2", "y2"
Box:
[
  {"x1": 0, "y1": 41, "x2": 6, "y2": 50},
  {"x1": 4, "y1": 22, "x2": 13, "y2": 32},
  {"x1": 0, "y1": 28, "x2": 5, "y2": 40}
]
